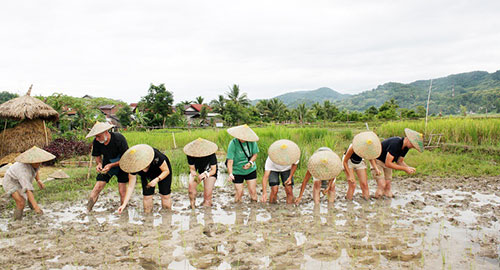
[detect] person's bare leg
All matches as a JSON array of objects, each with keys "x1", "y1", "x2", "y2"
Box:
[
  {"x1": 202, "y1": 176, "x2": 216, "y2": 207},
  {"x1": 313, "y1": 181, "x2": 321, "y2": 204},
  {"x1": 327, "y1": 184, "x2": 336, "y2": 203},
  {"x1": 188, "y1": 175, "x2": 198, "y2": 209},
  {"x1": 269, "y1": 186, "x2": 279, "y2": 203},
  {"x1": 11, "y1": 191, "x2": 26, "y2": 220},
  {"x1": 374, "y1": 178, "x2": 385, "y2": 199},
  {"x1": 346, "y1": 168, "x2": 356, "y2": 200},
  {"x1": 356, "y1": 169, "x2": 370, "y2": 200},
  {"x1": 143, "y1": 195, "x2": 154, "y2": 213},
  {"x1": 384, "y1": 179, "x2": 393, "y2": 198},
  {"x1": 284, "y1": 184, "x2": 294, "y2": 204},
  {"x1": 88, "y1": 181, "x2": 106, "y2": 211},
  {"x1": 247, "y1": 179, "x2": 258, "y2": 202},
  {"x1": 118, "y1": 183, "x2": 127, "y2": 205},
  {"x1": 234, "y1": 183, "x2": 244, "y2": 203},
  {"x1": 160, "y1": 194, "x2": 172, "y2": 210}
]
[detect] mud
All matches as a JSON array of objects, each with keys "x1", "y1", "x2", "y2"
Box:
[{"x1": 0, "y1": 176, "x2": 499, "y2": 269}]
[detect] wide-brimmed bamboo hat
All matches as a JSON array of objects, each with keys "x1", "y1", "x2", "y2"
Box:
[
  {"x1": 86, "y1": 121, "x2": 115, "y2": 138},
  {"x1": 15, "y1": 146, "x2": 56, "y2": 163},
  {"x1": 404, "y1": 128, "x2": 424, "y2": 153},
  {"x1": 119, "y1": 144, "x2": 155, "y2": 173},
  {"x1": 307, "y1": 148, "x2": 342, "y2": 180},
  {"x1": 268, "y1": 139, "x2": 301, "y2": 166},
  {"x1": 183, "y1": 138, "x2": 218, "y2": 157},
  {"x1": 49, "y1": 169, "x2": 70, "y2": 179},
  {"x1": 227, "y1": 124, "x2": 259, "y2": 142},
  {"x1": 352, "y1": 131, "x2": 382, "y2": 160}
]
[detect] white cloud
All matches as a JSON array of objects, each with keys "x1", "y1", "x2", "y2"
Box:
[{"x1": 0, "y1": 0, "x2": 499, "y2": 103}]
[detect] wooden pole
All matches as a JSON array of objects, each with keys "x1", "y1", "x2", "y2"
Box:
[
  {"x1": 43, "y1": 120, "x2": 49, "y2": 146},
  {"x1": 172, "y1": 132, "x2": 177, "y2": 149},
  {"x1": 425, "y1": 79, "x2": 433, "y2": 134},
  {"x1": 1, "y1": 120, "x2": 7, "y2": 156},
  {"x1": 86, "y1": 144, "x2": 93, "y2": 181}
]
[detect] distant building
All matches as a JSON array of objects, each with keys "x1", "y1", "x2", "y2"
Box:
[
  {"x1": 98, "y1": 104, "x2": 123, "y2": 127},
  {"x1": 183, "y1": 104, "x2": 221, "y2": 125}
]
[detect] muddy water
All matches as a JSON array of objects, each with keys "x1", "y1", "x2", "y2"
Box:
[{"x1": 0, "y1": 176, "x2": 499, "y2": 269}]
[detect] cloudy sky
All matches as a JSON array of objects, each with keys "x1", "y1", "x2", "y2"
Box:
[{"x1": 1, "y1": 0, "x2": 499, "y2": 103}]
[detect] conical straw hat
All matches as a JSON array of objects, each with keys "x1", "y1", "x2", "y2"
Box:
[
  {"x1": 49, "y1": 169, "x2": 70, "y2": 179},
  {"x1": 119, "y1": 144, "x2": 155, "y2": 173},
  {"x1": 227, "y1": 124, "x2": 259, "y2": 142},
  {"x1": 352, "y1": 131, "x2": 382, "y2": 160},
  {"x1": 268, "y1": 139, "x2": 301, "y2": 166},
  {"x1": 15, "y1": 146, "x2": 56, "y2": 163},
  {"x1": 183, "y1": 138, "x2": 218, "y2": 157},
  {"x1": 86, "y1": 121, "x2": 115, "y2": 138},
  {"x1": 307, "y1": 148, "x2": 342, "y2": 180},
  {"x1": 404, "y1": 128, "x2": 424, "y2": 153}
]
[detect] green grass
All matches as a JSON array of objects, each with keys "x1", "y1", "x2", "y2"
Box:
[{"x1": 1, "y1": 119, "x2": 499, "y2": 208}]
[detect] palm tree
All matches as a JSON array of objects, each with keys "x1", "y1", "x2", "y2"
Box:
[
  {"x1": 210, "y1": 95, "x2": 226, "y2": 114},
  {"x1": 312, "y1": 102, "x2": 324, "y2": 121},
  {"x1": 195, "y1": 96, "x2": 204, "y2": 105},
  {"x1": 226, "y1": 84, "x2": 250, "y2": 107},
  {"x1": 295, "y1": 103, "x2": 307, "y2": 125},
  {"x1": 268, "y1": 98, "x2": 286, "y2": 122}
]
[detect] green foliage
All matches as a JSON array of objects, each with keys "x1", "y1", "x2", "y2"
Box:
[
  {"x1": 0, "y1": 91, "x2": 18, "y2": 103},
  {"x1": 139, "y1": 83, "x2": 174, "y2": 127},
  {"x1": 116, "y1": 105, "x2": 133, "y2": 127}
]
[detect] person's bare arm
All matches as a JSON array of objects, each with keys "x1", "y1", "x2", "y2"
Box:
[
  {"x1": 385, "y1": 153, "x2": 415, "y2": 174},
  {"x1": 243, "y1": 154, "x2": 258, "y2": 170},
  {"x1": 295, "y1": 171, "x2": 311, "y2": 204},
  {"x1": 343, "y1": 146, "x2": 355, "y2": 182},
  {"x1": 95, "y1": 156, "x2": 103, "y2": 172},
  {"x1": 147, "y1": 161, "x2": 170, "y2": 187},
  {"x1": 26, "y1": 190, "x2": 42, "y2": 214},
  {"x1": 227, "y1": 159, "x2": 235, "y2": 181},
  {"x1": 285, "y1": 163, "x2": 298, "y2": 186},
  {"x1": 117, "y1": 174, "x2": 137, "y2": 214},
  {"x1": 261, "y1": 170, "x2": 271, "y2": 202},
  {"x1": 35, "y1": 170, "x2": 45, "y2": 190},
  {"x1": 369, "y1": 159, "x2": 381, "y2": 175}
]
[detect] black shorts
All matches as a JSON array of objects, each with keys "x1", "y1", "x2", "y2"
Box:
[
  {"x1": 141, "y1": 175, "x2": 172, "y2": 196},
  {"x1": 269, "y1": 170, "x2": 293, "y2": 187},
  {"x1": 233, "y1": 170, "x2": 257, "y2": 184},
  {"x1": 96, "y1": 169, "x2": 129, "y2": 183}
]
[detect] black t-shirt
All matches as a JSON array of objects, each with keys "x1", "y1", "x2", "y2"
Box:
[
  {"x1": 92, "y1": 132, "x2": 128, "y2": 165},
  {"x1": 350, "y1": 152, "x2": 363, "y2": 164},
  {"x1": 132, "y1": 148, "x2": 172, "y2": 181},
  {"x1": 187, "y1": 153, "x2": 218, "y2": 174},
  {"x1": 377, "y1": 137, "x2": 409, "y2": 163}
]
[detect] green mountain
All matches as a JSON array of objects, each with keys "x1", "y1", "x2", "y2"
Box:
[
  {"x1": 254, "y1": 87, "x2": 351, "y2": 108},
  {"x1": 336, "y1": 70, "x2": 500, "y2": 114}
]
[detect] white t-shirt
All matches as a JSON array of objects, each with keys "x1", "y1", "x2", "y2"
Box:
[{"x1": 264, "y1": 156, "x2": 299, "y2": 172}]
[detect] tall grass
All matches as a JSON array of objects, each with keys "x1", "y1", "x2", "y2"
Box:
[{"x1": 376, "y1": 117, "x2": 500, "y2": 146}]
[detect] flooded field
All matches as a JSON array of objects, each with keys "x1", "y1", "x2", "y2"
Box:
[{"x1": 0, "y1": 176, "x2": 499, "y2": 269}]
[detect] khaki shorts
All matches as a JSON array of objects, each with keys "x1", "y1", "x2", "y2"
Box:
[
  {"x1": 2, "y1": 176, "x2": 31, "y2": 200},
  {"x1": 370, "y1": 159, "x2": 393, "y2": 182},
  {"x1": 342, "y1": 155, "x2": 367, "y2": 170}
]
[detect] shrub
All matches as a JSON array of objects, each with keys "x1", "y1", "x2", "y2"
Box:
[{"x1": 43, "y1": 138, "x2": 92, "y2": 165}]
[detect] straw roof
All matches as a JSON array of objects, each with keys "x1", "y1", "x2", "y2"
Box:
[{"x1": 0, "y1": 85, "x2": 59, "y2": 121}]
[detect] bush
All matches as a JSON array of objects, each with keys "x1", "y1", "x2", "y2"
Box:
[{"x1": 43, "y1": 138, "x2": 92, "y2": 165}]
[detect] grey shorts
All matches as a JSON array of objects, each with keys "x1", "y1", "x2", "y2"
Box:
[
  {"x1": 2, "y1": 177, "x2": 31, "y2": 200},
  {"x1": 268, "y1": 170, "x2": 293, "y2": 187}
]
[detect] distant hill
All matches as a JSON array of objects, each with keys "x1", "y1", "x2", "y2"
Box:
[
  {"x1": 336, "y1": 70, "x2": 500, "y2": 114},
  {"x1": 253, "y1": 87, "x2": 351, "y2": 108}
]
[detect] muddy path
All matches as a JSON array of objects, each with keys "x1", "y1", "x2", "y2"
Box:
[{"x1": 0, "y1": 176, "x2": 499, "y2": 269}]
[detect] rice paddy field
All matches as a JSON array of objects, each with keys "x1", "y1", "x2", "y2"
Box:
[{"x1": 0, "y1": 117, "x2": 499, "y2": 269}]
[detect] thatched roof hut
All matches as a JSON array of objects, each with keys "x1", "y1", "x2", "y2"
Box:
[
  {"x1": 0, "y1": 85, "x2": 59, "y2": 159},
  {"x1": 0, "y1": 85, "x2": 59, "y2": 121}
]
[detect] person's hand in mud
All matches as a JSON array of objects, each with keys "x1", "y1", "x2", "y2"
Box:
[
  {"x1": 117, "y1": 204, "x2": 127, "y2": 214},
  {"x1": 34, "y1": 207, "x2": 43, "y2": 215},
  {"x1": 404, "y1": 167, "x2": 416, "y2": 174},
  {"x1": 261, "y1": 191, "x2": 267, "y2": 203},
  {"x1": 295, "y1": 195, "x2": 302, "y2": 204},
  {"x1": 284, "y1": 177, "x2": 293, "y2": 186},
  {"x1": 242, "y1": 162, "x2": 252, "y2": 170},
  {"x1": 147, "y1": 177, "x2": 159, "y2": 188}
]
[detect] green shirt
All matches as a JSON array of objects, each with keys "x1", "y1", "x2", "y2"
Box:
[{"x1": 227, "y1": 138, "x2": 259, "y2": 175}]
